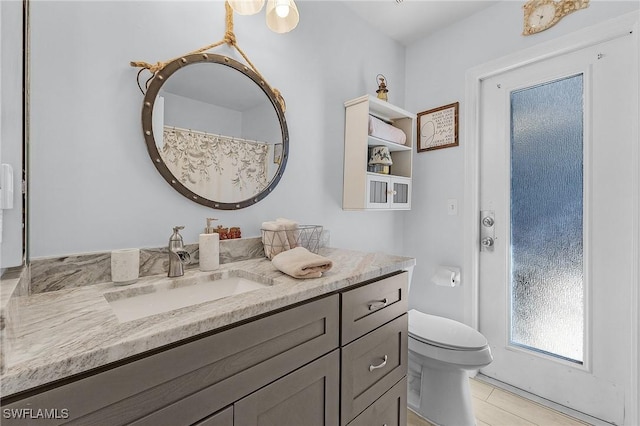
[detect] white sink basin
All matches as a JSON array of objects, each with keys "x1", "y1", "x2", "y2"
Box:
[{"x1": 104, "y1": 271, "x2": 270, "y2": 322}]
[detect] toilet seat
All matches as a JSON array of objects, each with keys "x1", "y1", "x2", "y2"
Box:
[{"x1": 408, "y1": 309, "x2": 488, "y2": 351}]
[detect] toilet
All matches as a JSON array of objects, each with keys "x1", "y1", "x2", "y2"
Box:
[{"x1": 405, "y1": 267, "x2": 493, "y2": 426}]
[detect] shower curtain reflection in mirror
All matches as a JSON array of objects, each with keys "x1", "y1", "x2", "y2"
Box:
[{"x1": 160, "y1": 126, "x2": 272, "y2": 203}]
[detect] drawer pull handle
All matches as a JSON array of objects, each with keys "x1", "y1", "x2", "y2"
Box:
[
  {"x1": 369, "y1": 355, "x2": 388, "y2": 372},
  {"x1": 368, "y1": 298, "x2": 388, "y2": 311}
]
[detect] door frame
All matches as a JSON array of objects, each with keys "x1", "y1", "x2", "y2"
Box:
[{"x1": 462, "y1": 12, "x2": 639, "y2": 424}]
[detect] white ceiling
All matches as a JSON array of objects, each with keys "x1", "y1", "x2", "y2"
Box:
[{"x1": 341, "y1": 1, "x2": 500, "y2": 46}]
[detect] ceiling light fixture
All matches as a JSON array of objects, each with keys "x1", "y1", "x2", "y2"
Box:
[
  {"x1": 275, "y1": 0, "x2": 291, "y2": 17},
  {"x1": 227, "y1": 0, "x2": 300, "y2": 33},
  {"x1": 266, "y1": 0, "x2": 299, "y2": 33},
  {"x1": 227, "y1": 0, "x2": 265, "y2": 15}
]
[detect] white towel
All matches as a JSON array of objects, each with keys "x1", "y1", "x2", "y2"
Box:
[
  {"x1": 261, "y1": 221, "x2": 290, "y2": 259},
  {"x1": 368, "y1": 115, "x2": 407, "y2": 145},
  {"x1": 276, "y1": 217, "x2": 299, "y2": 248},
  {"x1": 271, "y1": 247, "x2": 333, "y2": 279}
]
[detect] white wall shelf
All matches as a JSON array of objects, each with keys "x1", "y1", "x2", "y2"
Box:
[
  {"x1": 343, "y1": 95, "x2": 415, "y2": 210},
  {"x1": 367, "y1": 135, "x2": 411, "y2": 152}
]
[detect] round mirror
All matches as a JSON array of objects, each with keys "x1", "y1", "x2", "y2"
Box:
[{"x1": 141, "y1": 53, "x2": 288, "y2": 209}]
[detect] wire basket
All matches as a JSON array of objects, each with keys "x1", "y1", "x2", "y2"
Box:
[{"x1": 261, "y1": 225, "x2": 323, "y2": 259}]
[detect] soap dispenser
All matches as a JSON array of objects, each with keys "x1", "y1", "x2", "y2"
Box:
[{"x1": 199, "y1": 218, "x2": 220, "y2": 271}]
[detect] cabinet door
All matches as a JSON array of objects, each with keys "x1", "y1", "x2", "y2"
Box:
[
  {"x1": 347, "y1": 377, "x2": 407, "y2": 426},
  {"x1": 235, "y1": 350, "x2": 340, "y2": 426},
  {"x1": 389, "y1": 177, "x2": 411, "y2": 210},
  {"x1": 194, "y1": 406, "x2": 233, "y2": 426},
  {"x1": 365, "y1": 174, "x2": 391, "y2": 209},
  {"x1": 365, "y1": 174, "x2": 411, "y2": 210}
]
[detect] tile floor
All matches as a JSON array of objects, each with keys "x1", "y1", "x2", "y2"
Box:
[{"x1": 408, "y1": 378, "x2": 593, "y2": 426}]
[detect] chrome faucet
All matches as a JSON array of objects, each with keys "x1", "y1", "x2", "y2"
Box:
[{"x1": 168, "y1": 226, "x2": 191, "y2": 278}]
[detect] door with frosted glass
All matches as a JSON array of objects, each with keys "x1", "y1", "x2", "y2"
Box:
[{"x1": 478, "y1": 33, "x2": 636, "y2": 424}]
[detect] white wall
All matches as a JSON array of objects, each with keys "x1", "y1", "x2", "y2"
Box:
[
  {"x1": 161, "y1": 92, "x2": 242, "y2": 136},
  {"x1": 28, "y1": 1, "x2": 407, "y2": 258},
  {"x1": 403, "y1": 1, "x2": 639, "y2": 322}
]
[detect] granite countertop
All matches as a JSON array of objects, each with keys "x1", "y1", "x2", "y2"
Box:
[{"x1": 0, "y1": 247, "x2": 414, "y2": 397}]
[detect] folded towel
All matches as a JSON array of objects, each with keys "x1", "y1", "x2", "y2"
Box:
[
  {"x1": 261, "y1": 221, "x2": 290, "y2": 259},
  {"x1": 276, "y1": 217, "x2": 299, "y2": 248},
  {"x1": 271, "y1": 247, "x2": 333, "y2": 279},
  {"x1": 368, "y1": 114, "x2": 407, "y2": 145}
]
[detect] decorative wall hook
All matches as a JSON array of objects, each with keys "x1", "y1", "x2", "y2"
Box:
[{"x1": 376, "y1": 74, "x2": 389, "y2": 102}]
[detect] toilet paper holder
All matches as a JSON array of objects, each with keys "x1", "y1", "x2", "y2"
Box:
[{"x1": 431, "y1": 266, "x2": 461, "y2": 287}]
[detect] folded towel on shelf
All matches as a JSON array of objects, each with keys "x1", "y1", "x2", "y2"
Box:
[
  {"x1": 271, "y1": 247, "x2": 333, "y2": 279},
  {"x1": 368, "y1": 115, "x2": 407, "y2": 145},
  {"x1": 261, "y1": 221, "x2": 290, "y2": 259},
  {"x1": 276, "y1": 217, "x2": 299, "y2": 248}
]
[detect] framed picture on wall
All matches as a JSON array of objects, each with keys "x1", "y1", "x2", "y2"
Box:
[
  {"x1": 273, "y1": 143, "x2": 283, "y2": 164},
  {"x1": 417, "y1": 102, "x2": 459, "y2": 152}
]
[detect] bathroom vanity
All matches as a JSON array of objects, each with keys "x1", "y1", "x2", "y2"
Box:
[{"x1": 0, "y1": 248, "x2": 413, "y2": 425}]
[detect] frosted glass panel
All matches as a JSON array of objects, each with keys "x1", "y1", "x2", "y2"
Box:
[{"x1": 510, "y1": 74, "x2": 584, "y2": 363}]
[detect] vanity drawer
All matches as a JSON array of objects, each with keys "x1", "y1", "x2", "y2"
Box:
[
  {"x1": 347, "y1": 377, "x2": 407, "y2": 426},
  {"x1": 1, "y1": 294, "x2": 339, "y2": 426},
  {"x1": 340, "y1": 314, "x2": 408, "y2": 425},
  {"x1": 341, "y1": 272, "x2": 408, "y2": 345}
]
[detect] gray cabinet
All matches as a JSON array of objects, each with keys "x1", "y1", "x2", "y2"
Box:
[
  {"x1": 347, "y1": 377, "x2": 407, "y2": 426},
  {"x1": 1, "y1": 295, "x2": 339, "y2": 426},
  {"x1": 1, "y1": 273, "x2": 408, "y2": 426},
  {"x1": 194, "y1": 407, "x2": 233, "y2": 426},
  {"x1": 341, "y1": 315, "x2": 408, "y2": 425},
  {"x1": 235, "y1": 350, "x2": 340, "y2": 426},
  {"x1": 340, "y1": 272, "x2": 409, "y2": 425}
]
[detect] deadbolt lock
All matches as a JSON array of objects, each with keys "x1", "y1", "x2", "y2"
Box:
[
  {"x1": 482, "y1": 216, "x2": 494, "y2": 227},
  {"x1": 481, "y1": 237, "x2": 494, "y2": 247},
  {"x1": 480, "y1": 210, "x2": 495, "y2": 252}
]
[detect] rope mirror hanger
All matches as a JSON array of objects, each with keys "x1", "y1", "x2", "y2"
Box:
[{"x1": 129, "y1": 1, "x2": 286, "y2": 112}]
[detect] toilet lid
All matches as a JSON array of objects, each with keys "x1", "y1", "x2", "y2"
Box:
[{"x1": 408, "y1": 309, "x2": 488, "y2": 350}]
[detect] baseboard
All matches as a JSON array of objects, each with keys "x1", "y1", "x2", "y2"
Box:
[{"x1": 474, "y1": 373, "x2": 612, "y2": 426}]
